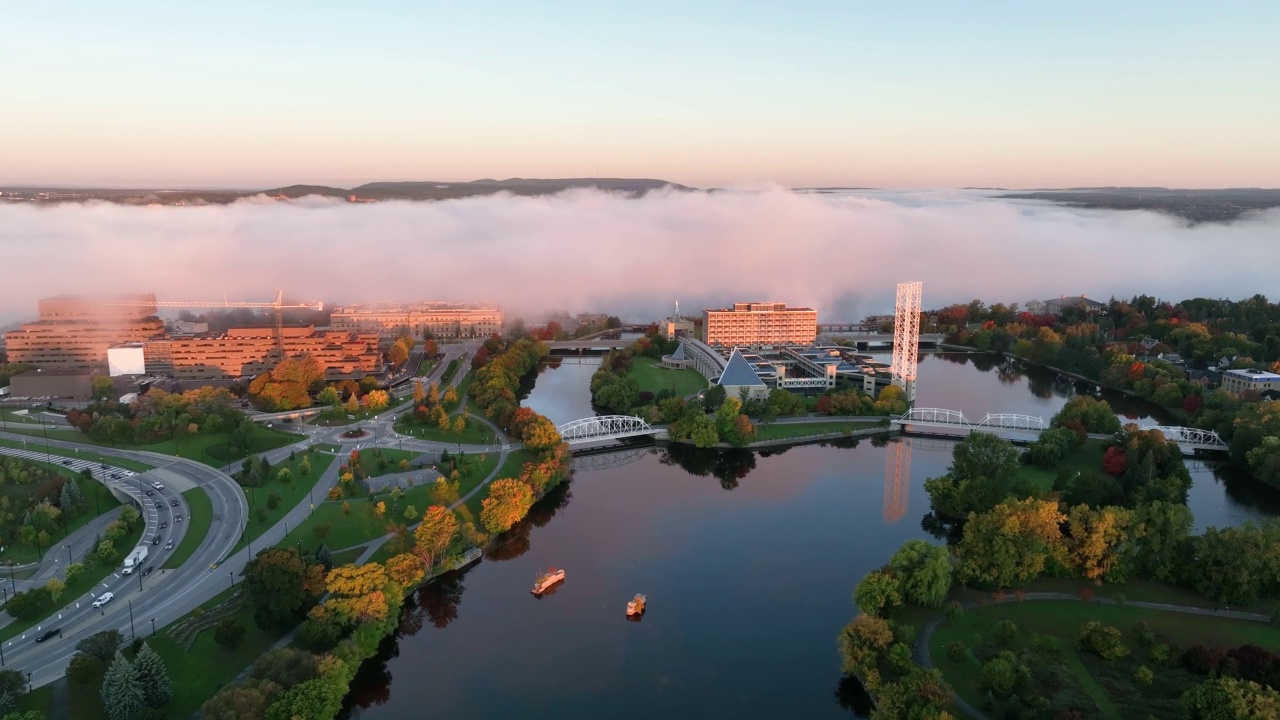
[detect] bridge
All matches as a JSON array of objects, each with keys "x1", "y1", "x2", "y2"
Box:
[
  {"x1": 547, "y1": 339, "x2": 634, "y2": 353},
  {"x1": 557, "y1": 415, "x2": 662, "y2": 446},
  {"x1": 571, "y1": 446, "x2": 653, "y2": 473},
  {"x1": 891, "y1": 407, "x2": 1229, "y2": 455}
]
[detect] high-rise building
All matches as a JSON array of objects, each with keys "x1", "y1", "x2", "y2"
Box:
[
  {"x1": 329, "y1": 302, "x2": 503, "y2": 339},
  {"x1": 4, "y1": 295, "x2": 165, "y2": 371},
  {"x1": 702, "y1": 302, "x2": 817, "y2": 347}
]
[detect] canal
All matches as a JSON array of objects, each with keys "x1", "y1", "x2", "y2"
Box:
[{"x1": 343, "y1": 350, "x2": 1280, "y2": 719}]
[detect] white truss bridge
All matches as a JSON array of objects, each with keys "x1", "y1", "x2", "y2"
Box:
[
  {"x1": 891, "y1": 408, "x2": 1228, "y2": 455},
  {"x1": 556, "y1": 415, "x2": 659, "y2": 446}
]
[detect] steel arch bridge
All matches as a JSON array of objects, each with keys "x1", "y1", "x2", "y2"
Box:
[
  {"x1": 557, "y1": 415, "x2": 657, "y2": 445},
  {"x1": 892, "y1": 407, "x2": 1048, "y2": 431},
  {"x1": 1146, "y1": 426, "x2": 1228, "y2": 452}
]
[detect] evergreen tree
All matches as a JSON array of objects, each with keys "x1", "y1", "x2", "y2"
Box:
[
  {"x1": 59, "y1": 483, "x2": 75, "y2": 514},
  {"x1": 101, "y1": 651, "x2": 145, "y2": 720},
  {"x1": 133, "y1": 642, "x2": 172, "y2": 707},
  {"x1": 315, "y1": 543, "x2": 334, "y2": 573}
]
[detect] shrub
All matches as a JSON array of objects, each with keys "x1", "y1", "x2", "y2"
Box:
[
  {"x1": 994, "y1": 619, "x2": 1018, "y2": 648},
  {"x1": 267, "y1": 492, "x2": 281, "y2": 511},
  {"x1": 1078, "y1": 621, "x2": 1128, "y2": 660},
  {"x1": 1135, "y1": 665, "x2": 1154, "y2": 685},
  {"x1": 1133, "y1": 621, "x2": 1155, "y2": 647},
  {"x1": 947, "y1": 641, "x2": 968, "y2": 663},
  {"x1": 1181, "y1": 644, "x2": 1225, "y2": 676},
  {"x1": 945, "y1": 601, "x2": 963, "y2": 621},
  {"x1": 1150, "y1": 644, "x2": 1172, "y2": 666},
  {"x1": 981, "y1": 650, "x2": 1031, "y2": 700},
  {"x1": 892, "y1": 621, "x2": 916, "y2": 647},
  {"x1": 213, "y1": 617, "x2": 246, "y2": 650}
]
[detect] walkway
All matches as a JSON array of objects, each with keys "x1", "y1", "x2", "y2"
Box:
[{"x1": 912, "y1": 592, "x2": 1274, "y2": 720}]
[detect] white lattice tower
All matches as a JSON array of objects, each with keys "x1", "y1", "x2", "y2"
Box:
[{"x1": 891, "y1": 281, "x2": 923, "y2": 401}]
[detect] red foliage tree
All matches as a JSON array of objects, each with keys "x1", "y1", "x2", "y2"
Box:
[
  {"x1": 1102, "y1": 446, "x2": 1128, "y2": 476},
  {"x1": 816, "y1": 396, "x2": 833, "y2": 414},
  {"x1": 1127, "y1": 362, "x2": 1147, "y2": 383},
  {"x1": 470, "y1": 346, "x2": 491, "y2": 370},
  {"x1": 1182, "y1": 395, "x2": 1204, "y2": 414}
]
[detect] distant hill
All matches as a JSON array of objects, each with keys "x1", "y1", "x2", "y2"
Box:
[
  {"x1": 999, "y1": 187, "x2": 1280, "y2": 223},
  {"x1": 353, "y1": 177, "x2": 690, "y2": 199}
]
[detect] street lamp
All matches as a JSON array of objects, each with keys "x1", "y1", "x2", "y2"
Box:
[
  {"x1": 127, "y1": 599, "x2": 136, "y2": 639},
  {"x1": 63, "y1": 544, "x2": 71, "y2": 564},
  {"x1": 229, "y1": 570, "x2": 236, "y2": 589},
  {"x1": 150, "y1": 618, "x2": 156, "y2": 637}
]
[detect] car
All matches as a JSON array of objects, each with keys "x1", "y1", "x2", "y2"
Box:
[
  {"x1": 92, "y1": 592, "x2": 114, "y2": 608},
  {"x1": 154, "y1": 502, "x2": 163, "y2": 509},
  {"x1": 151, "y1": 482, "x2": 164, "y2": 490},
  {"x1": 150, "y1": 537, "x2": 160, "y2": 546},
  {"x1": 60, "y1": 459, "x2": 71, "y2": 466},
  {"x1": 140, "y1": 566, "x2": 153, "y2": 577},
  {"x1": 159, "y1": 522, "x2": 168, "y2": 529},
  {"x1": 145, "y1": 490, "x2": 154, "y2": 496},
  {"x1": 100, "y1": 464, "x2": 109, "y2": 469},
  {"x1": 170, "y1": 500, "x2": 179, "y2": 507},
  {"x1": 164, "y1": 540, "x2": 174, "y2": 550},
  {"x1": 35, "y1": 629, "x2": 60, "y2": 643},
  {"x1": 175, "y1": 515, "x2": 183, "y2": 522},
  {"x1": 110, "y1": 473, "x2": 121, "y2": 479}
]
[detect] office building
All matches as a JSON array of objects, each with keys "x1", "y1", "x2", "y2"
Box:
[
  {"x1": 703, "y1": 302, "x2": 817, "y2": 347},
  {"x1": 329, "y1": 302, "x2": 503, "y2": 339},
  {"x1": 142, "y1": 325, "x2": 383, "y2": 380},
  {"x1": 1222, "y1": 368, "x2": 1280, "y2": 396},
  {"x1": 4, "y1": 295, "x2": 165, "y2": 371}
]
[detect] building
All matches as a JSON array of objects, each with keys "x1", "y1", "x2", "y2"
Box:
[
  {"x1": 716, "y1": 348, "x2": 770, "y2": 402},
  {"x1": 9, "y1": 368, "x2": 93, "y2": 399},
  {"x1": 107, "y1": 343, "x2": 147, "y2": 377},
  {"x1": 703, "y1": 302, "x2": 817, "y2": 348},
  {"x1": 329, "y1": 303, "x2": 503, "y2": 339},
  {"x1": 143, "y1": 325, "x2": 383, "y2": 380},
  {"x1": 664, "y1": 301, "x2": 695, "y2": 340},
  {"x1": 1222, "y1": 368, "x2": 1280, "y2": 396},
  {"x1": 4, "y1": 295, "x2": 165, "y2": 371},
  {"x1": 1043, "y1": 295, "x2": 1106, "y2": 315}
]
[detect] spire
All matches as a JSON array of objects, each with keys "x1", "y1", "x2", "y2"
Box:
[{"x1": 674, "y1": 300, "x2": 680, "y2": 320}]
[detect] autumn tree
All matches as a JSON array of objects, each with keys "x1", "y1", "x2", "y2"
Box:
[
  {"x1": 386, "y1": 553, "x2": 426, "y2": 586},
  {"x1": 414, "y1": 506, "x2": 459, "y2": 570},
  {"x1": 412, "y1": 381, "x2": 425, "y2": 405},
  {"x1": 362, "y1": 389, "x2": 390, "y2": 412},
  {"x1": 520, "y1": 414, "x2": 562, "y2": 453},
  {"x1": 313, "y1": 563, "x2": 390, "y2": 627},
  {"x1": 480, "y1": 478, "x2": 534, "y2": 534},
  {"x1": 1182, "y1": 676, "x2": 1280, "y2": 719},
  {"x1": 956, "y1": 498, "x2": 1066, "y2": 588},
  {"x1": 1064, "y1": 504, "x2": 1133, "y2": 582},
  {"x1": 854, "y1": 569, "x2": 902, "y2": 617},
  {"x1": 243, "y1": 547, "x2": 325, "y2": 631}
]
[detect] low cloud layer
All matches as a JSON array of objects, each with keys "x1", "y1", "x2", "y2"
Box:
[{"x1": 0, "y1": 189, "x2": 1276, "y2": 326}]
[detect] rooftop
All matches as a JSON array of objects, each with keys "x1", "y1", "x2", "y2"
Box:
[
  {"x1": 717, "y1": 348, "x2": 767, "y2": 387},
  {"x1": 1225, "y1": 368, "x2": 1280, "y2": 381}
]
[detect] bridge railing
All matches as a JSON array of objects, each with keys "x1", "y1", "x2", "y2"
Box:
[{"x1": 557, "y1": 415, "x2": 655, "y2": 443}]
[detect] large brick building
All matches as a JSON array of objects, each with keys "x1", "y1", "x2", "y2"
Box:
[
  {"x1": 703, "y1": 302, "x2": 817, "y2": 348},
  {"x1": 142, "y1": 325, "x2": 382, "y2": 380},
  {"x1": 4, "y1": 295, "x2": 165, "y2": 371},
  {"x1": 329, "y1": 302, "x2": 503, "y2": 339}
]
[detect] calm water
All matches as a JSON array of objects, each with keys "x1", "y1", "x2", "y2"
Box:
[{"x1": 343, "y1": 351, "x2": 1280, "y2": 719}]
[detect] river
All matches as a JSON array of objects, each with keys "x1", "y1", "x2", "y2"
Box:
[{"x1": 342, "y1": 350, "x2": 1280, "y2": 719}]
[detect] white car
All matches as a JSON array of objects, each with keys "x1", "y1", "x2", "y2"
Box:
[
  {"x1": 92, "y1": 592, "x2": 114, "y2": 608},
  {"x1": 151, "y1": 482, "x2": 164, "y2": 490}
]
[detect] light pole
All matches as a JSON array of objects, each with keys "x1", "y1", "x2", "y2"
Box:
[
  {"x1": 150, "y1": 618, "x2": 156, "y2": 637},
  {"x1": 63, "y1": 544, "x2": 71, "y2": 564},
  {"x1": 41, "y1": 423, "x2": 51, "y2": 462},
  {"x1": 127, "y1": 599, "x2": 136, "y2": 639},
  {"x1": 229, "y1": 570, "x2": 235, "y2": 589}
]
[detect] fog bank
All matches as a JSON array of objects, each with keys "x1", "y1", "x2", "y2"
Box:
[{"x1": 0, "y1": 189, "x2": 1276, "y2": 325}]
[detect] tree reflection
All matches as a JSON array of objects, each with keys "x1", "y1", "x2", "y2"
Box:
[
  {"x1": 660, "y1": 445, "x2": 760, "y2": 489},
  {"x1": 418, "y1": 572, "x2": 467, "y2": 629},
  {"x1": 486, "y1": 522, "x2": 532, "y2": 561},
  {"x1": 920, "y1": 511, "x2": 964, "y2": 544},
  {"x1": 660, "y1": 444, "x2": 715, "y2": 476},
  {"x1": 712, "y1": 449, "x2": 756, "y2": 490},
  {"x1": 527, "y1": 479, "x2": 573, "y2": 528},
  {"x1": 342, "y1": 634, "x2": 398, "y2": 711},
  {"x1": 833, "y1": 674, "x2": 873, "y2": 715},
  {"x1": 968, "y1": 352, "x2": 1000, "y2": 373}
]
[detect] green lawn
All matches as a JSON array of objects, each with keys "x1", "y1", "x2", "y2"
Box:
[
  {"x1": 283, "y1": 451, "x2": 500, "y2": 554},
  {"x1": 350, "y1": 447, "x2": 434, "y2": 480},
  {"x1": 233, "y1": 450, "x2": 336, "y2": 553},
  {"x1": 0, "y1": 460, "x2": 123, "y2": 565},
  {"x1": 440, "y1": 357, "x2": 461, "y2": 385},
  {"x1": 930, "y1": 598, "x2": 1280, "y2": 719},
  {"x1": 395, "y1": 414, "x2": 496, "y2": 445},
  {"x1": 164, "y1": 487, "x2": 213, "y2": 569},
  {"x1": 1015, "y1": 439, "x2": 1107, "y2": 492},
  {"x1": 751, "y1": 420, "x2": 884, "y2": 442},
  {"x1": 331, "y1": 547, "x2": 365, "y2": 566},
  {"x1": 0, "y1": 436, "x2": 152, "y2": 472},
  {"x1": 0, "y1": 424, "x2": 301, "y2": 468},
  {"x1": 0, "y1": 521, "x2": 144, "y2": 643},
  {"x1": 625, "y1": 360, "x2": 708, "y2": 397}
]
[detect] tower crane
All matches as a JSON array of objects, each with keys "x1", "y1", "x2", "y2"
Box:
[{"x1": 106, "y1": 290, "x2": 324, "y2": 356}]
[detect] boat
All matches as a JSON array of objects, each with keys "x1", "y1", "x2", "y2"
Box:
[
  {"x1": 531, "y1": 568, "x2": 565, "y2": 595},
  {"x1": 626, "y1": 593, "x2": 647, "y2": 616}
]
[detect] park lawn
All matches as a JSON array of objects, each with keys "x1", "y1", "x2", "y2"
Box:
[
  {"x1": 1014, "y1": 439, "x2": 1107, "y2": 493},
  {"x1": 625, "y1": 360, "x2": 707, "y2": 397},
  {"x1": 0, "y1": 436, "x2": 153, "y2": 472},
  {"x1": 331, "y1": 547, "x2": 365, "y2": 566},
  {"x1": 0, "y1": 424, "x2": 301, "y2": 467},
  {"x1": 440, "y1": 357, "x2": 461, "y2": 386},
  {"x1": 164, "y1": 487, "x2": 213, "y2": 569},
  {"x1": 751, "y1": 420, "x2": 884, "y2": 442},
  {"x1": 0, "y1": 461, "x2": 123, "y2": 565},
  {"x1": 930, "y1": 599, "x2": 1280, "y2": 720},
  {"x1": 394, "y1": 415, "x2": 495, "y2": 446},
  {"x1": 233, "y1": 450, "x2": 336, "y2": 553},
  {"x1": 353, "y1": 447, "x2": 434, "y2": 480},
  {"x1": 0, "y1": 522, "x2": 144, "y2": 643}
]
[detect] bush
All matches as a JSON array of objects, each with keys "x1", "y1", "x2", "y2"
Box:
[
  {"x1": 1133, "y1": 621, "x2": 1155, "y2": 647},
  {"x1": 1078, "y1": 621, "x2": 1128, "y2": 660},
  {"x1": 994, "y1": 619, "x2": 1018, "y2": 648},
  {"x1": 945, "y1": 600, "x2": 964, "y2": 621},
  {"x1": 213, "y1": 617, "x2": 246, "y2": 650},
  {"x1": 981, "y1": 650, "x2": 1031, "y2": 700},
  {"x1": 1150, "y1": 644, "x2": 1172, "y2": 666},
  {"x1": 1181, "y1": 644, "x2": 1225, "y2": 676},
  {"x1": 5, "y1": 588, "x2": 49, "y2": 620},
  {"x1": 947, "y1": 641, "x2": 968, "y2": 663},
  {"x1": 66, "y1": 652, "x2": 99, "y2": 684},
  {"x1": 1135, "y1": 665, "x2": 1154, "y2": 685},
  {"x1": 267, "y1": 492, "x2": 281, "y2": 511}
]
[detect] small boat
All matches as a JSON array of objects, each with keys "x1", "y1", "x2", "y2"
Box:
[
  {"x1": 626, "y1": 593, "x2": 647, "y2": 616},
  {"x1": 531, "y1": 568, "x2": 565, "y2": 595}
]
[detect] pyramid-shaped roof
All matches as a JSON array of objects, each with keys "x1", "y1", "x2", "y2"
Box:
[
  {"x1": 718, "y1": 347, "x2": 766, "y2": 387},
  {"x1": 669, "y1": 342, "x2": 687, "y2": 361}
]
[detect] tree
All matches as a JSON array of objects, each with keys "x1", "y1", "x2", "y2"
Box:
[
  {"x1": 316, "y1": 563, "x2": 391, "y2": 626},
  {"x1": 888, "y1": 539, "x2": 952, "y2": 608},
  {"x1": 854, "y1": 569, "x2": 903, "y2": 617},
  {"x1": 950, "y1": 432, "x2": 1019, "y2": 485},
  {"x1": 1064, "y1": 504, "x2": 1134, "y2": 582},
  {"x1": 276, "y1": 467, "x2": 292, "y2": 485},
  {"x1": 44, "y1": 577, "x2": 65, "y2": 604},
  {"x1": 386, "y1": 553, "x2": 426, "y2": 586},
  {"x1": 363, "y1": 389, "x2": 390, "y2": 412},
  {"x1": 77, "y1": 629, "x2": 123, "y2": 663},
  {"x1": 101, "y1": 651, "x2": 145, "y2": 720},
  {"x1": 480, "y1": 479, "x2": 535, "y2": 534},
  {"x1": 213, "y1": 617, "x2": 246, "y2": 650},
  {"x1": 956, "y1": 498, "x2": 1066, "y2": 588},
  {"x1": 67, "y1": 652, "x2": 100, "y2": 684},
  {"x1": 312, "y1": 523, "x2": 331, "y2": 543},
  {"x1": 702, "y1": 384, "x2": 727, "y2": 412},
  {"x1": 520, "y1": 415, "x2": 562, "y2": 453},
  {"x1": 343, "y1": 393, "x2": 359, "y2": 415},
  {"x1": 981, "y1": 650, "x2": 1031, "y2": 699},
  {"x1": 133, "y1": 641, "x2": 171, "y2": 707},
  {"x1": 1182, "y1": 677, "x2": 1280, "y2": 720},
  {"x1": 412, "y1": 381, "x2": 426, "y2": 405},
  {"x1": 299, "y1": 455, "x2": 311, "y2": 476},
  {"x1": 243, "y1": 547, "x2": 324, "y2": 631},
  {"x1": 670, "y1": 409, "x2": 720, "y2": 448},
  {"x1": 1051, "y1": 396, "x2": 1122, "y2": 435},
  {"x1": 65, "y1": 562, "x2": 84, "y2": 585},
  {"x1": 316, "y1": 386, "x2": 341, "y2": 407},
  {"x1": 251, "y1": 648, "x2": 319, "y2": 690}
]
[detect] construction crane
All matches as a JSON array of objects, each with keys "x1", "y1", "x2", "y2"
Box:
[{"x1": 107, "y1": 290, "x2": 324, "y2": 355}]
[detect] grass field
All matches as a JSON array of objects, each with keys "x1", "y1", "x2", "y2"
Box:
[
  {"x1": 930, "y1": 598, "x2": 1280, "y2": 719},
  {"x1": 440, "y1": 357, "x2": 461, "y2": 385},
  {"x1": 1014, "y1": 439, "x2": 1107, "y2": 492},
  {"x1": 332, "y1": 547, "x2": 365, "y2": 566},
  {"x1": 625, "y1": 361, "x2": 708, "y2": 397},
  {"x1": 394, "y1": 414, "x2": 495, "y2": 445},
  {"x1": 0, "y1": 436, "x2": 153, "y2": 473},
  {"x1": 351, "y1": 447, "x2": 434, "y2": 480},
  {"x1": 232, "y1": 450, "x2": 335, "y2": 553},
  {"x1": 751, "y1": 420, "x2": 884, "y2": 442},
  {"x1": 0, "y1": 424, "x2": 301, "y2": 467},
  {"x1": 0, "y1": 521, "x2": 144, "y2": 643},
  {"x1": 164, "y1": 487, "x2": 213, "y2": 569}
]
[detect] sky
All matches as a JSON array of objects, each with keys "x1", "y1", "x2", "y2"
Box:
[
  {"x1": 0, "y1": 189, "x2": 1275, "y2": 325},
  {"x1": 2, "y1": 1, "x2": 1278, "y2": 189}
]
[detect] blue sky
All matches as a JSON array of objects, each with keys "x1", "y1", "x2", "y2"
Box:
[{"x1": 2, "y1": 1, "x2": 1277, "y2": 187}]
